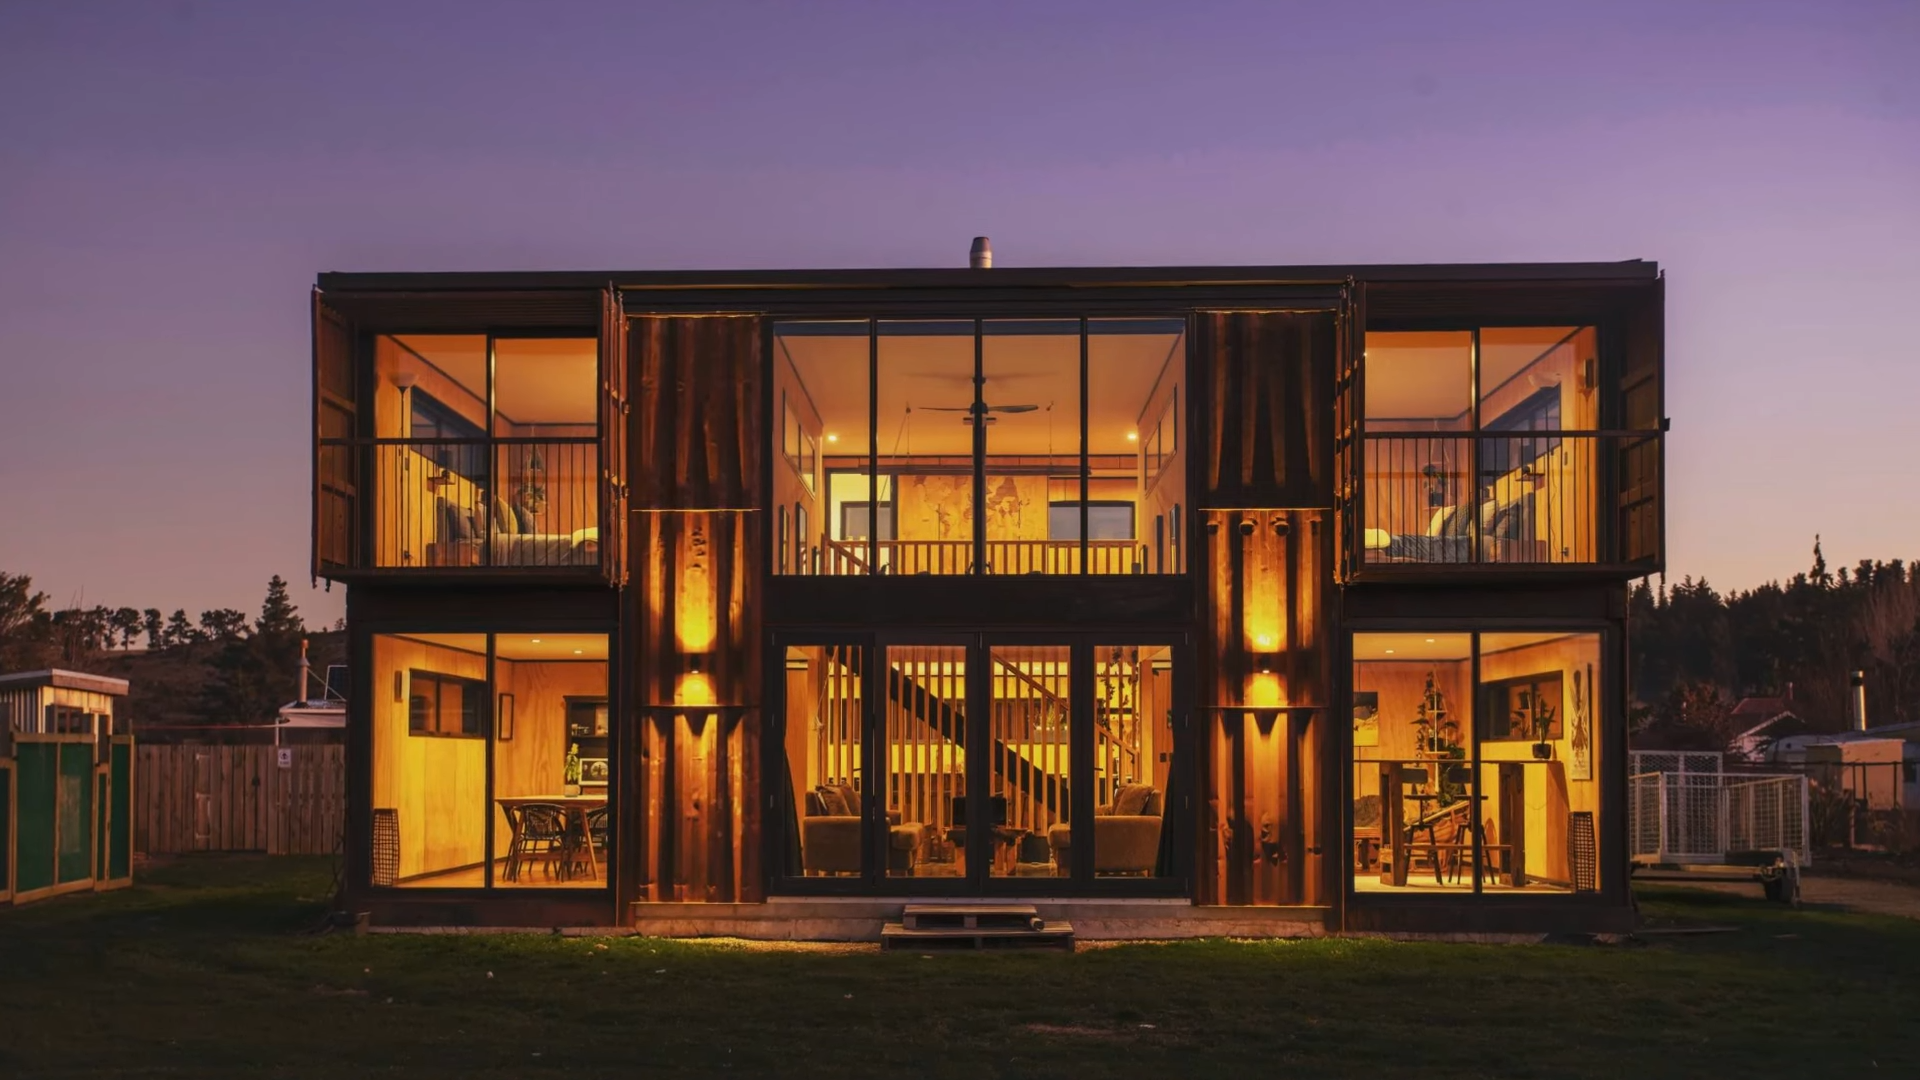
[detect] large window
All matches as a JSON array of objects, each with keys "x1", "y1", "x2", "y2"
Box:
[
  {"x1": 1350, "y1": 631, "x2": 1604, "y2": 896},
  {"x1": 369, "y1": 334, "x2": 601, "y2": 569},
  {"x1": 773, "y1": 318, "x2": 1186, "y2": 576},
  {"x1": 1361, "y1": 327, "x2": 1599, "y2": 566},
  {"x1": 371, "y1": 632, "x2": 610, "y2": 890}
]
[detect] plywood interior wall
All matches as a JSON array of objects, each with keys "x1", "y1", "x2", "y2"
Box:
[
  {"x1": 490, "y1": 658, "x2": 609, "y2": 860},
  {"x1": 371, "y1": 635, "x2": 486, "y2": 882}
]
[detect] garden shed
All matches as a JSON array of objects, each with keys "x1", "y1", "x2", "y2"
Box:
[{"x1": 0, "y1": 668, "x2": 134, "y2": 904}]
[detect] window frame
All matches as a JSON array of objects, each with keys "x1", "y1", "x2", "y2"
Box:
[
  {"x1": 406, "y1": 669, "x2": 488, "y2": 739},
  {"x1": 1343, "y1": 623, "x2": 1614, "y2": 904}
]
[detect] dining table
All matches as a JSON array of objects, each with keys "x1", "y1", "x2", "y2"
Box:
[{"x1": 497, "y1": 793, "x2": 607, "y2": 882}]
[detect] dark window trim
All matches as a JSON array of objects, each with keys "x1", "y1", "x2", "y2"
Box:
[{"x1": 407, "y1": 669, "x2": 488, "y2": 739}]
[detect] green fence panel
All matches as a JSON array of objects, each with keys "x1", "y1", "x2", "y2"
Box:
[
  {"x1": 110, "y1": 742, "x2": 132, "y2": 881},
  {"x1": 57, "y1": 744, "x2": 94, "y2": 885},
  {"x1": 15, "y1": 743, "x2": 57, "y2": 894},
  {"x1": 1, "y1": 767, "x2": 11, "y2": 895}
]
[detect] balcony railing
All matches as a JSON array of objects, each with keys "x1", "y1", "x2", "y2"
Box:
[
  {"x1": 1359, "y1": 432, "x2": 1658, "y2": 569},
  {"x1": 349, "y1": 437, "x2": 601, "y2": 571},
  {"x1": 810, "y1": 538, "x2": 1144, "y2": 576}
]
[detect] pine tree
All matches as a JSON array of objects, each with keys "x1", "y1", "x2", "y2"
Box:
[
  {"x1": 254, "y1": 575, "x2": 303, "y2": 641},
  {"x1": 142, "y1": 609, "x2": 164, "y2": 649}
]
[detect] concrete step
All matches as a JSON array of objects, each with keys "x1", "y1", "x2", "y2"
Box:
[{"x1": 881, "y1": 918, "x2": 1075, "y2": 952}]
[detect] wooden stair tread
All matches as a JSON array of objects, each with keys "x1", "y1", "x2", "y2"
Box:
[
  {"x1": 902, "y1": 904, "x2": 1037, "y2": 917},
  {"x1": 881, "y1": 919, "x2": 1075, "y2": 951}
]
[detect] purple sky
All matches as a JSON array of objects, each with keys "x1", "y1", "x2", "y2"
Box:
[{"x1": 2, "y1": 0, "x2": 1916, "y2": 628}]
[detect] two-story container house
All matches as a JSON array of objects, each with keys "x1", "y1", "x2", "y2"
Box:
[{"x1": 313, "y1": 250, "x2": 1663, "y2": 936}]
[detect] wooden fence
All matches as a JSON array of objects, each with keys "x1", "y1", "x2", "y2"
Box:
[{"x1": 135, "y1": 745, "x2": 344, "y2": 856}]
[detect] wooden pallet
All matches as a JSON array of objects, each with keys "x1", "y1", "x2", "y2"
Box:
[{"x1": 881, "y1": 904, "x2": 1074, "y2": 951}]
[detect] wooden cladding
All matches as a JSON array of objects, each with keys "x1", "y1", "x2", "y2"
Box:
[
  {"x1": 633, "y1": 511, "x2": 760, "y2": 709},
  {"x1": 1201, "y1": 509, "x2": 1330, "y2": 711},
  {"x1": 600, "y1": 288, "x2": 631, "y2": 584},
  {"x1": 632, "y1": 315, "x2": 765, "y2": 510},
  {"x1": 1193, "y1": 311, "x2": 1336, "y2": 509},
  {"x1": 313, "y1": 291, "x2": 359, "y2": 576},
  {"x1": 627, "y1": 311, "x2": 767, "y2": 904},
  {"x1": 1197, "y1": 508, "x2": 1332, "y2": 907}
]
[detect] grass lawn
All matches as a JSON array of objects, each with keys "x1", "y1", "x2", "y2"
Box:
[{"x1": 2, "y1": 857, "x2": 1915, "y2": 1078}]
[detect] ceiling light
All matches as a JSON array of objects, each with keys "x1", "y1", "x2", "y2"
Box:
[
  {"x1": 1384, "y1": 649, "x2": 1395, "y2": 655},
  {"x1": 1426, "y1": 638, "x2": 1436, "y2": 644},
  {"x1": 1126, "y1": 432, "x2": 1138, "y2": 441},
  {"x1": 530, "y1": 638, "x2": 542, "y2": 644},
  {"x1": 826, "y1": 433, "x2": 838, "y2": 443},
  {"x1": 573, "y1": 649, "x2": 584, "y2": 655}
]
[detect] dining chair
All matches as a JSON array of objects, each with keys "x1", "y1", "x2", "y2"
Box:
[{"x1": 514, "y1": 803, "x2": 572, "y2": 882}]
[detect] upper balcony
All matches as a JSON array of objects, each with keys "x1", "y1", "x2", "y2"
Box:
[
  {"x1": 1340, "y1": 302, "x2": 1664, "y2": 580},
  {"x1": 312, "y1": 287, "x2": 627, "y2": 584}
]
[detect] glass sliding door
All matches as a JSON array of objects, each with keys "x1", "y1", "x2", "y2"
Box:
[
  {"x1": 986, "y1": 644, "x2": 1072, "y2": 879},
  {"x1": 881, "y1": 644, "x2": 967, "y2": 880},
  {"x1": 781, "y1": 642, "x2": 867, "y2": 879},
  {"x1": 773, "y1": 635, "x2": 1188, "y2": 894}
]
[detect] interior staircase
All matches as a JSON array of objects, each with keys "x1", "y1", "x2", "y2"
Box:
[{"x1": 880, "y1": 903, "x2": 1075, "y2": 951}]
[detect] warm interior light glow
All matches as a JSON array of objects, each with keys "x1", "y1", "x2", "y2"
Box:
[
  {"x1": 1254, "y1": 633, "x2": 1275, "y2": 651},
  {"x1": 1385, "y1": 648, "x2": 1395, "y2": 655},
  {"x1": 573, "y1": 649, "x2": 583, "y2": 655},
  {"x1": 1425, "y1": 638, "x2": 1436, "y2": 643},
  {"x1": 530, "y1": 638, "x2": 542, "y2": 644},
  {"x1": 674, "y1": 671, "x2": 716, "y2": 706},
  {"x1": 1126, "y1": 431, "x2": 1138, "y2": 441},
  {"x1": 826, "y1": 433, "x2": 839, "y2": 442},
  {"x1": 1247, "y1": 672, "x2": 1285, "y2": 708}
]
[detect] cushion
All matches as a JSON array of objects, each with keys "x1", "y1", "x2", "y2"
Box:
[
  {"x1": 1111, "y1": 784, "x2": 1154, "y2": 817},
  {"x1": 814, "y1": 786, "x2": 850, "y2": 817},
  {"x1": 493, "y1": 497, "x2": 518, "y2": 536},
  {"x1": 437, "y1": 497, "x2": 474, "y2": 542},
  {"x1": 1486, "y1": 500, "x2": 1522, "y2": 541},
  {"x1": 828, "y1": 784, "x2": 861, "y2": 816},
  {"x1": 512, "y1": 503, "x2": 535, "y2": 533},
  {"x1": 804, "y1": 790, "x2": 827, "y2": 817}
]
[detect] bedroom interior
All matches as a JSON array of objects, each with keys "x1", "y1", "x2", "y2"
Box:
[
  {"x1": 370, "y1": 334, "x2": 602, "y2": 568},
  {"x1": 1361, "y1": 326, "x2": 1600, "y2": 566}
]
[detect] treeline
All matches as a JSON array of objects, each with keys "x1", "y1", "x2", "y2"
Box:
[
  {"x1": 0, "y1": 571, "x2": 337, "y2": 727},
  {"x1": 1631, "y1": 539, "x2": 1920, "y2": 748}
]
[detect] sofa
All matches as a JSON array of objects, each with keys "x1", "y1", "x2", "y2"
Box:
[
  {"x1": 800, "y1": 783, "x2": 925, "y2": 875},
  {"x1": 1047, "y1": 784, "x2": 1163, "y2": 876}
]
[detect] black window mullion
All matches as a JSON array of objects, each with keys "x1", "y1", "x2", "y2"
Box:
[
  {"x1": 868, "y1": 320, "x2": 879, "y2": 576},
  {"x1": 1469, "y1": 632, "x2": 1482, "y2": 895},
  {"x1": 972, "y1": 319, "x2": 986, "y2": 575},
  {"x1": 484, "y1": 634, "x2": 496, "y2": 888},
  {"x1": 1079, "y1": 318, "x2": 1090, "y2": 575}
]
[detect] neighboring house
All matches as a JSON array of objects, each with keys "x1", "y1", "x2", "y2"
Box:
[
  {"x1": 1769, "y1": 722, "x2": 1920, "y2": 810},
  {"x1": 1725, "y1": 696, "x2": 1814, "y2": 763},
  {"x1": 311, "y1": 253, "x2": 1665, "y2": 937}
]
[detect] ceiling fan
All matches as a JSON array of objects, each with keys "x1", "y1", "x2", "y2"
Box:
[{"x1": 919, "y1": 401, "x2": 1040, "y2": 424}]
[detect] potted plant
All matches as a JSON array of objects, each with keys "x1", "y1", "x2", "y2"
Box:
[
  {"x1": 564, "y1": 742, "x2": 582, "y2": 796},
  {"x1": 1531, "y1": 699, "x2": 1557, "y2": 760}
]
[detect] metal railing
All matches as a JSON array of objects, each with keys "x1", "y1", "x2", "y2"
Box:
[
  {"x1": 1360, "y1": 432, "x2": 1651, "y2": 567},
  {"x1": 360, "y1": 437, "x2": 600, "y2": 570},
  {"x1": 1629, "y1": 770, "x2": 1812, "y2": 865},
  {"x1": 810, "y1": 538, "x2": 1141, "y2": 576}
]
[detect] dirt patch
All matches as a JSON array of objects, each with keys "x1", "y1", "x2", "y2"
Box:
[
  {"x1": 1022, "y1": 1023, "x2": 1134, "y2": 1040},
  {"x1": 1679, "y1": 875, "x2": 1920, "y2": 920}
]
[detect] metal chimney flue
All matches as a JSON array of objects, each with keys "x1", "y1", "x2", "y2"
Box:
[
  {"x1": 1850, "y1": 670, "x2": 1868, "y2": 732},
  {"x1": 969, "y1": 236, "x2": 992, "y2": 269}
]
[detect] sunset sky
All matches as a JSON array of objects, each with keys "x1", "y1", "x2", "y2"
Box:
[{"x1": 2, "y1": 0, "x2": 1915, "y2": 627}]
